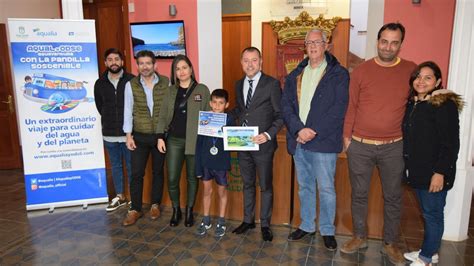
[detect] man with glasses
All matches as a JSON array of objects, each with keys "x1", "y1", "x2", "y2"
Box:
[{"x1": 281, "y1": 29, "x2": 349, "y2": 250}]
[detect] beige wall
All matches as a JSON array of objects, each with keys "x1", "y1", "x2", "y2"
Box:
[
  {"x1": 251, "y1": 0, "x2": 350, "y2": 50},
  {"x1": 0, "y1": 0, "x2": 60, "y2": 24}
]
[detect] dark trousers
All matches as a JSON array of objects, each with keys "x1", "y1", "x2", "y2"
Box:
[
  {"x1": 416, "y1": 189, "x2": 447, "y2": 263},
  {"x1": 166, "y1": 136, "x2": 197, "y2": 207},
  {"x1": 130, "y1": 132, "x2": 165, "y2": 212},
  {"x1": 238, "y1": 150, "x2": 274, "y2": 227},
  {"x1": 346, "y1": 140, "x2": 403, "y2": 243}
]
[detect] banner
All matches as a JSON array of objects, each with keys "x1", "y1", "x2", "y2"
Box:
[{"x1": 8, "y1": 19, "x2": 107, "y2": 210}]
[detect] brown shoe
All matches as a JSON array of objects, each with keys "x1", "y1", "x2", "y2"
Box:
[
  {"x1": 381, "y1": 243, "x2": 405, "y2": 265},
  {"x1": 122, "y1": 210, "x2": 143, "y2": 226},
  {"x1": 340, "y1": 237, "x2": 368, "y2": 254},
  {"x1": 150, "y1": 204, "x2": 160, "y2": 220}
]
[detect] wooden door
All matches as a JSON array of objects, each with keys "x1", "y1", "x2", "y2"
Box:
[
  {"x1": 83, "y1": 0, "x2": 132, "y2": 74},
  {"x1": 0, "y1": 24, "x2": 22, "y2": 169},
  {"x1": 221, "y1": 14, "x2": 251, "y2": 109}
]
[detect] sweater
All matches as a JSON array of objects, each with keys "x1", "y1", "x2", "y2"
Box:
[{"x1": 343, "y1": 58, "x2": 416, "y2": 140}]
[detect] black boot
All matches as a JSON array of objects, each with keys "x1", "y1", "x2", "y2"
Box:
[
  {"x1": 184, "y1": 206, "x2": 194, "y2": 227},
  {"x1": 170, "y1": 207, "x2": 182, "y2": 227}
]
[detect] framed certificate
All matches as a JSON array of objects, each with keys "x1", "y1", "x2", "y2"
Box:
[
  {"x1": 223, "y1": 126, "x2": 259, "y2": 151},
  {"x1": 197, "y1": 111, "x2": 227, "y2": 138}
]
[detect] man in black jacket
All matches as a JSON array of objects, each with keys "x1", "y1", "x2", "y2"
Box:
[{"x1": 94, "y1": 48, "x2": 135, "y2": 212}]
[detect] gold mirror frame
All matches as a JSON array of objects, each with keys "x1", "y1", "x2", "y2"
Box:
[{"x1": 270, "y1": 11, "x2": 341, "y2": 44}]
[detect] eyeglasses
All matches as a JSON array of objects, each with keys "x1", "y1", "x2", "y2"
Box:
[{"x1": 305, "y1": 40, "x2": 326, "y2": 46}]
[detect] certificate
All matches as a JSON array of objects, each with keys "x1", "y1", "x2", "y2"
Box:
[
  {"x1": 223, "y1": 126, "x2": 259, "y2": 151},
  {"x1": 198, "y1": 111, "x2": 227, "y2": 138}
]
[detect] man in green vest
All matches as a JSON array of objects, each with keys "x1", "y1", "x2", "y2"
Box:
[{"x1": 122, "y1": 50, "x2": 169, "y2": 226}]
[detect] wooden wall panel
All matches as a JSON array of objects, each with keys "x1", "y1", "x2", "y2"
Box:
[
  {"x1": 291, "y1": 155, "x2": 384, "y2": 238},
  {"x1": 221, "y1": 14, "x2": 251, "y2": 109},
  {"x1": 156, "y1": 132, "x2": 293, "y2": 225}
]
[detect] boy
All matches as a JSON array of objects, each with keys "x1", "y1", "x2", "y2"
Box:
[{"x1": 195, "y1": 89, "x2": 232, "y2": 237}]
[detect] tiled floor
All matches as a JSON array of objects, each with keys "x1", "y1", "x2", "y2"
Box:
[{"x1": 1, "y1": 169, "x2": 473, "y2": 265}]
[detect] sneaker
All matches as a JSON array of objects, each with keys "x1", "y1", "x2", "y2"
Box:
[
  {"x1": 196, "y1": 222, "x2": 212, "y2": 235},
  {"x1": 410, "y1": 257, "x2": 432, "y2": 266},
  {"x1": 215, "y1": 223, "x2": 226, "y2": 237},
  {"x1": 381, "y1": 243, "x2": 405, "y2": 266},
  {"x1": 404, "y1": 250, "x2": 439, "y2": 263},
  {"x1": 340, "y1": 237, "x2": 368, "y2": 254},
  {"x1": 106, "y1": 196, "x2": 126, "y2": 212}
]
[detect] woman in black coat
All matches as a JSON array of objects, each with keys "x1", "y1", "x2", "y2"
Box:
[{"x1": 402, "y1": 61, "x2": 463, "y2": 266}]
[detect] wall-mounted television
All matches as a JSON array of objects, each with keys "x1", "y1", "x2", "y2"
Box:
[{"x1": 130, "y1": 20, "x2": 186, "y2": 59}]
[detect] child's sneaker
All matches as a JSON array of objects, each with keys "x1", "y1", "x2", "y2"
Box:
[
  {"x1": 196, "y1": 221, "x2": 212, "y2": 235},
  {"x1": 215, "y1": 223, "x2": 226, "y2": 237}
]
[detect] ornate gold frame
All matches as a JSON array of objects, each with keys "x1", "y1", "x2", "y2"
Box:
[{"x1": 270, "y1": 11, "x2": 341, "y2": 44}]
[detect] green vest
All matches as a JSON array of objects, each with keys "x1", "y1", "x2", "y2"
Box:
[{"x1": 130, "y1": 74, "x2": 169, "y2": 134}]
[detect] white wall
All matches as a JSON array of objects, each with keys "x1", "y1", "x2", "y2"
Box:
[
  {"x1": 349, "y1": 0, "x2": 369, "y2": 59},
  {"x1": 251, "y1": 0, "x2": 350, "y2": 50},
  {"x1": 444, "y1": 0, "x2": 474, "y2": 241},
  {"x1": 197, "y1": 0, "x2": 222, "y2": 91},
  {"x1": 364, "y1": 0, "x2": 384, "y2": 60},
  {"x1": 0, "y1": 0, "x2": 60, "y2": 24}
]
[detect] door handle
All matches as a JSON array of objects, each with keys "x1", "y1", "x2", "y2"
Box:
[{"x1": 1, "y1": 95, "x2": 14, "y2": 114}]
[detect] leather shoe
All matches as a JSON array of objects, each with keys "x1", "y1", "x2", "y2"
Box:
[
  {"x1": 184, "y1": 206, "x2": 194, "y2": 227},
  {"x1": 150, "y1": 204, "x2": 160, "y2": 220},
  {"x1": 169, "y1": 207, "x2": 182, "y2": 227},
  {"x1": 322, "y1": 235, "x2": 338, "y2": 251},
  {"x1": 261, "y1": 227, "x2": 273, "y2": 242},
  {"x1": 122, "y1": 210, "x2": 143, "y2": 226},
  {"x1": 287, "y1": 228, "x2": 315, "y2": 241},
  {"x1": 232, "y1": 222, "x2": 256, "y2": 234}
]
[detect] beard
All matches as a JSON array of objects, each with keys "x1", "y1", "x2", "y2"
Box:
[
  {"x1": 108, "y1": 65, "x2": 123, "y2": 74},
  {"x1": 377, "y1": 49, "x2": 398, "y2": 63}
]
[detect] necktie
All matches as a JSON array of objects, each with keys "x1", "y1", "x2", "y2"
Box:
[{"x1": 246, "y1": 79, "x2": 253, "y2": 109}]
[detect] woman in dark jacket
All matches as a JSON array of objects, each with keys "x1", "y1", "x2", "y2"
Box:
[
  {"x1": 156, "y1": 55, "x2": 210, "y2": 227},
  {"x1": 402, "y1": 61, "x2": 463, "y2": 266}
]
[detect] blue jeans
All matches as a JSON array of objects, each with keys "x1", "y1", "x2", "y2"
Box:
[
  {"x1": 294, "y1": 145, "x2": 337, "y2": 235},
  {"x1": 416, "y1": 189, "x2": 447, "y2": 263},
  {"x1": 104, "y1": 140, "x2": 131, "y2": 195}
]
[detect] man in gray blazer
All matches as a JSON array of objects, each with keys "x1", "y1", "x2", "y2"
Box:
[{"x1": 230, "y1": 47, "x2": 283, "y2": 242}]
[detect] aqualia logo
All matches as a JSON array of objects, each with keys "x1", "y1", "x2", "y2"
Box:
[
  {"x1": 31, "y1": 178, "x2": 38, "y2": 191},
  {"x1": 33, "y1": 28, "x2": 58, "y2": 37}
]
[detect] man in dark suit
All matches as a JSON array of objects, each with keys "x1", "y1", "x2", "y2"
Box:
[{"x1": 230, "y1": 47, "x2": 283, "y2": 242}]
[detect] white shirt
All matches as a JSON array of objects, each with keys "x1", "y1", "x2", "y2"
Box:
[{"x1": 243, "y1": 71, "x2": 262, "y2": 105}]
